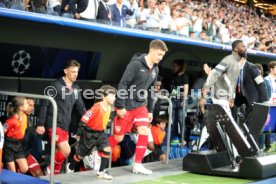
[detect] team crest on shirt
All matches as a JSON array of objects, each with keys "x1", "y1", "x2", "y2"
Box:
[
  {"x1": 82, "y1": 111, "x2": 92, "y2": 121},
  {"x1": 115, "y1": 126, "x2": 121, "y2": 133}
]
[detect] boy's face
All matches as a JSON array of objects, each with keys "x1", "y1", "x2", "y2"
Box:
[
  {"x1": 158, "y1": 122, "x2": 166, "y2": 130},
  {"x1": 20, "y1": 99, "x2": 29, "y2": 113},
  {"x1": 105, "y1": 93, "x2": 116, "y2": 105}
]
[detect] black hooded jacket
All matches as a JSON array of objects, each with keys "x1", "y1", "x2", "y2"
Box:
[
  {"x1": 115, "y1": 54, "x2": 159, "y2": 113},
  {"x1": 38, "y1": 77, "x2": 86, "y2": 131}
]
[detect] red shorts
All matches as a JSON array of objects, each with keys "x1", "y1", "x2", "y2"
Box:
[
  {"x1": 48, "y1": 128, "x2": 69, "y2": 144},
  {"x1": 26, "y1": 154, "x2": 41, "y2": 172},
  {"x1": 113, "y1": 106, "x2": 149, "y2": 135}
]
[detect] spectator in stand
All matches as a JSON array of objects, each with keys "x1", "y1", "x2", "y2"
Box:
[
  {"x1": 199, "y1": 31, "x2": 209, "y2": 42},
  {"x1": 125, "y1": 0, "x2": 139, "y2": 28},
  {"x1": 110, "y1": 0, "x2": 134, "y2": 27},
  {"x1": 97, "y1": 0, "x2": 112, "y2": 24},
  {"x1": 36, "y1": 60, "x2": 86, "y2": 175},
  {"x1": 26, "y1": 0, "x2": 47, "y2": 13},
  {"x1": 157, "y1": 0, "x2": 172, "y2": 34},
  {"x1": 144, "y1": 0, "x2": 161, "y2": 32},
  {"x1": 143, "y1": 115, "x2": 167, "y2": 163},
  {"x1": 219, "y1": 22, "x2": 231, "y2": 45},
  {"x1": 175, "y1": 8, "x2": 191, "y2": 37},
  {"x1": 259, "y1": 38, "x2": 267, "y2": 52},
  {"x1": 19, "y1": 0, "x2": 276, "y2": 53},
  {"x1": 191, "y1": 9, "x2": 203, "y2": 38},
  {"x1": 189, "y1": 31, "x2": 196, "y2": 39},
  {"x1": 135, "y1": 0, "x2": 147, "y2": 30},
  {"x1": 2, "y1": 97, "x2": 29, "y2": 174},
  {"x1": 69, "y1": 0, "x2": 99, "y2": 20},
  {"x1": 169, "y1": 6, "x2": 180, "y2": 35}
]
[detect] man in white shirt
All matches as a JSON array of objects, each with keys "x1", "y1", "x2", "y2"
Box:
[
  {"x1": 157, "y1": 0, "x2": 172, "y2": 33},
  {"x1": 264, "y1": 61, "x2": 276, "y2": 103},
  {"x1": 263, "y1": 61, "x2": 276, "y2": 152}
]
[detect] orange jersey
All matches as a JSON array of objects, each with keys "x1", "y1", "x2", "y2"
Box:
[
  {"x1": 3, "y1": 113, "x2": 27, "y2": 140},
  {"x1": 81, "y1": 102, "x2": 111, "y2": 131},
  {"x1": 151, "y1": 125, "x2": 166, "y2": 145}
]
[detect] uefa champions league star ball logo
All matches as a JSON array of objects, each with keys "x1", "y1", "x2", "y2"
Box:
[{"x1": 11, "y1": 50, "x2": 31, "y2": 74}]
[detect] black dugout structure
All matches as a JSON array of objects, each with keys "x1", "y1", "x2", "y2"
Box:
[{"x1": 183, "y1": 103, "x2": 276, "y2": 179}]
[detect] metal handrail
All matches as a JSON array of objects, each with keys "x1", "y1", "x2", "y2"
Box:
[
  {"x1": 180, "y1": 97, "x2": 186, "y2": 146},
  {"x1": 156, "y1": 94, "x2": 172, "y2": 165},
  {"x1": 0, "y1": 91, "x2": 57, "y2": 184}
]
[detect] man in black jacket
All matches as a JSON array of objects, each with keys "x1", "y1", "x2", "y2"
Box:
[
  {"x1": 108, "y1": 39, "x2": 168, "y2": 175},
  {"x1": 235, "y1": 61, "x2": 268, "y2": 108},
  {"x1": 36, "y1": 60, "x2": 86, "y2": 175},
  {"x1": 235, "y1": 59, "x2": 268, "y2": 138}
]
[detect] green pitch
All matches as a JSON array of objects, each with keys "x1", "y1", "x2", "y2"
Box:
[
  {"x1": 134, "y1": 140, "x2": 276, "y2": 184},
  {"x1": 133, "y1": 173, "x2": 253, "y2": 184}
]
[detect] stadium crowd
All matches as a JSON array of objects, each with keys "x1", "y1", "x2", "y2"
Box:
[{"x1": 0, "y1": 0, "x2": 275, "y2": 53}]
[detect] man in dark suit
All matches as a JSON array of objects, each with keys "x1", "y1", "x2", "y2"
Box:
[
  {"x1": 235, "y1": 60, "x2": 268, "y2": 109},
  {"x1": 235, "y1": 59, "x2": 268, "y2": 139},
  {"x1": 97, "y1": 0, "x2": 112, "y2": 24}
]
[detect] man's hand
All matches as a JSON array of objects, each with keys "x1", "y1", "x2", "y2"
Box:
[
  {"x1": 203, "y1": 63, "x2": 211, "y2": 76},
  {"x1": 160, "y1": 154, "x2": 166, "y2": 161},
  {"x1": 148, "y1": 113, "x2": 153, "y2": 122},
  {"x1": 202, "y1": 88, "x2": 209, "y2": 98},
  {"x1": 199, "y1": 98, "x2": 206, "y2": 106},
  {"x1": 229, "y1": 99, "x2": 235, "y2": 108},
  {"x1": 71, "y1": 133, "x2": 80, "y2": 141},
  {"x1": 55, "y1": 135, "x2": 59, "y2": 142},
  {"x1": 36, "y1": 126, "x2": 45, "y2": 135},
  {"x1": 75, "y1": 13, "x2": 81, "y2": 19},
  {"x1": 117, "y1": 108, "x2": 126, "y2": 118}
]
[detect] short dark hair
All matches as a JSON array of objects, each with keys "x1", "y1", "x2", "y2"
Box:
[
  {"x1": 149, "y1": 39, "x2": 168, "y2": 52},
  {"x1": 158, "y1": 0, "x2": 166, "y2": 4},
  {"x1": 155, "y1": 115, "x2": 167, "y2": 124},
  {"x1": 64, "y1": 59, "x2": 80, "y2": 69},
  {"x1": 231, "y1": 40, "x2": 243, "y2": 51},
  {"x1": 100, "y1": 85, "x2": 117, "y2": 97},
  {"x1": 156, "y1": 75, "x2": 163, "y2": 82},
  {"x1": 254, "y1": 42, "x2": 261, "y2": 48},
  {"x1": 6, "y1": 96, "x2": 26, "y2": 117},
  {"x1": 268, "y1": 61, "x2": 276, "y2": 71},
  {"x1": 26, "y1": 97, "x2": 34, "y2": 101},
  {"x1": 255, "y1": 63, "x2": 264, "y2": 76},
  {"x1": 173, "y1": 59, "x2": 186, "y2": 74}
]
